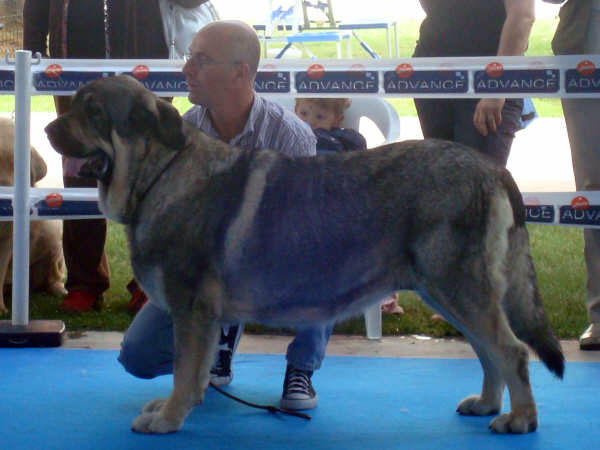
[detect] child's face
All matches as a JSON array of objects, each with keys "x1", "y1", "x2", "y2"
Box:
[{"x1": 295, "y1": 101, "x2": 343, "y2": 131}]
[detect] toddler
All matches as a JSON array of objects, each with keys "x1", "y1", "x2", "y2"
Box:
[{"x1": 294, "y1": 98, "x2": 367, "y2": 153}]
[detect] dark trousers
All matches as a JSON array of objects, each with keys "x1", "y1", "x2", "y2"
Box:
[
  {"x1": 55, "y1": 96, "x2": 110, "y2": 296},
  {"x1": 414, "y1": 98, "x2": 523, "y2": 167}
]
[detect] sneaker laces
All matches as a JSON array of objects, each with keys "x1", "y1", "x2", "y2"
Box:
[{"x1": 284, "y1": 366, "x2": 314, "y2": 397}]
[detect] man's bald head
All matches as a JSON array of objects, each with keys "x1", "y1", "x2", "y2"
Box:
[{"x1": 196, "y1": 20, "x2": 261, "y2": 78}]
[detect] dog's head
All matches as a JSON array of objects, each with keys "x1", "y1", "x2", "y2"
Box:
[
  {"x1": 0, "y1": 117, "x2": 47, "y2": 186},
  {"x1": 45, "y1": 75, "x2": 187, "y2": 223}
]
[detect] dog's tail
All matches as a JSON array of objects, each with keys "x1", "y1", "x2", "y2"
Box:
[{"x1": 500, "y1": 169, "x2": 565, "y2": 379}]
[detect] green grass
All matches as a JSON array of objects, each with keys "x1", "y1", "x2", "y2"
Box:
[
  {"x1": 0, "y1": 18, "x2": 586, "y2": 338},
  {"x1": 528, "y1": 225, "x2": 588, "y2": 337},
  {"x1": 0, "y1": 223, "x2": 588, "y2": 340}
]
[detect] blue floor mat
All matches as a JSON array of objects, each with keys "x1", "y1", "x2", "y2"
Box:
[{"x1": 1, "y1": 349, "x2": 598, "y2": 450}]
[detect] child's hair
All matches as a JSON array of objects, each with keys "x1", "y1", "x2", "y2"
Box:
[{"x1": 295, "y1": 98, "x2": 351, "y2": 117}]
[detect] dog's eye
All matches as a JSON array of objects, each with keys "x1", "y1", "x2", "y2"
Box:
[
  {"x1": 84, "y1": 101, "x2": 103, "y2": 121},
  {"x1": 84, "y1": 99, "x2": 110, "y2": 138}
]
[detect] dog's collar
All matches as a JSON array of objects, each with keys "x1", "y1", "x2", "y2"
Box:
[{"x1": 123, "y1": 137, "x2": 182, "y2": 223}]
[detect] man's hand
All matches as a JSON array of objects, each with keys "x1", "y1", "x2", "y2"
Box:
[{"x1": 473, "y1": 98, "x2": 506, "y2": 136}]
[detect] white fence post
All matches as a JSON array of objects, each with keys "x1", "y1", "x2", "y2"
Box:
[{"x1": 11, "y1": 50, "x2": 32, "y2": 326}]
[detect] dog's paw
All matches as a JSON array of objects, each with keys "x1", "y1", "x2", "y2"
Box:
[
  {"x1": 47, "y1": 282, "x2": 67, "y2": 297},
  {"x1": 142, "y1": 398, "x2": 167, "y2": 414},
  {"x1": 131, "y1": 412, "x2": 183, "y2": 434},
  {"x1": 489, "y1": 411, "x2": 538, "y2": 434},
  {"x1": 457, "y1": 395, "x2": 501, "y2": 416}
]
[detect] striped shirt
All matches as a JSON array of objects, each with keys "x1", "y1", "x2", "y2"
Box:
[{"x1": 182, "y1": 95, "x2": 317, "y2": 157}]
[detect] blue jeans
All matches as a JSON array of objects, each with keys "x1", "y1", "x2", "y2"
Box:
[
  {"x1": 118, "y1": 301, "x2": 333, "y2": 378},
  {"x1": 414, "y1": 97, "x2": 523, "y2": 167}
]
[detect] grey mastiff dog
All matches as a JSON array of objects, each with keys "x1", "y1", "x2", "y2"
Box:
[{"x1": 45, "y1": 75, "x2": 564, "y2": 435}]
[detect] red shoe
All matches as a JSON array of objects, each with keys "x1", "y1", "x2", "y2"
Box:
[
  {"x1": 60, "y1": 290, "x2": 102, "y2": 313},
  {"x1": 127, "y1": 280, "x2": 148, "y2": 316}
]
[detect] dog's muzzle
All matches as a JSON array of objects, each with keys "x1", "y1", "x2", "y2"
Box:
[{"x1": 78, "y1": 151, "x2": 113, "y2": 183}]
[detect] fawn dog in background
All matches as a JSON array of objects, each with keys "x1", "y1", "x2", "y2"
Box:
[{"x1": 0, "y1": 117, "x2": 66, "y2": 313}]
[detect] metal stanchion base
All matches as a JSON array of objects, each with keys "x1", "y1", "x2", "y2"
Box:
[{"x1": 0, "y1": 320, "x2": 65, "y2": 347}]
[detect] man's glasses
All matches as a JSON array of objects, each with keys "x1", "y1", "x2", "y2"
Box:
[{"x1": 183, "y1": 52, "x2": 238, "y2": 71}]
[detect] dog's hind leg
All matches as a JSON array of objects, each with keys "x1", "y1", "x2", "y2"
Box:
[
  {"x1": 420, "y1": 287, "x2": 518, "y2": 419},
  {"x1": 474, "y1": 319, "x2": 537, "y2": 434},
  {"x1": 30, "y1": 251, "x2": 67, "y2": 297},
  {"x1": 423, "y1": 284, "x2": 537, "y2": 433},
  {"x1": 456, "y1": 339, "x2": 505, "y2": 416},
  {"x1": 415, "y1": 190, "x2": 538, "y2": 433},
  {"x1": 467, "y1": 310, "x2": 538, "y2": 434},
  {"x1": 463, "y1": 187, "x2": 538, "y2": 433},
  {"x1": 131, "y1": 312, "x2": 220, "y2": 434},
  {"x1": 458, "y1": 308, "x2": 537, "y2": 433}
]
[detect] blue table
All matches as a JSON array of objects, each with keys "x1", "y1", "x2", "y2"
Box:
[
  {"x1": 256, "y1": 29, "x2": 353, "y2": 59},
  {"x1": 254, "y1": 19, "x2": 397, "y2": 60},
  {"x1": 338, "y1": 20, "x2": 399, "y2": 58}
]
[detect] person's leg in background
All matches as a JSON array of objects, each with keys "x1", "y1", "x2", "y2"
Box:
[
  {"x1": 414, "y1": 98, "x2": 455, "y2": 140},
  {"x1": 119, "y1": 299, "x2": 245, "y2": 383},
  {"x1": 562, "y1": 97, "x2": 600, "y2": 349},
  {"x1": 281, "y1": 324, "x2": 334, "y2": 410},
  {"x1": 118, "y1": 301, "x2": 176, "y2": 378},
  {"x1": 560, "y1": 6, "x2": 600, "y2": 350},
  {"x1": 54, "y1": 95, "x2": 109, "y2": 312},
  {"x1": 452, "y1": 98, "x2": 523, "y2": 167},
  {"x1": 415, "y1": 96, "x2": 522, "y2": 166}
]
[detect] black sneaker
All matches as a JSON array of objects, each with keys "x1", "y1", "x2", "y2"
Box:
[
  {"x1": 209, "y1": 325, "x2": 241, "y2": 386},
  {"x1": 210, "y1": 349, "x2": 233, "y2": 386},
  {"x1": 280, "y1": 364, "x2": 318, "y2": 410}
]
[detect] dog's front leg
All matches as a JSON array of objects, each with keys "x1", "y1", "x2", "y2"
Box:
[{"x1": 131, "y1": 313, "x2": 220, "y2": 434}]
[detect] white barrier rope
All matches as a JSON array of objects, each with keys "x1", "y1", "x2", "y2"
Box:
[
  {"x1": 0, "y1": 55, "x2": 599, "y2": 98},
  {"x1": 0, "y1": 187, "x2": 103, "y2": 221},
  {"x1": 1, "y1": 187, "x2": 599, "y2": 228}
]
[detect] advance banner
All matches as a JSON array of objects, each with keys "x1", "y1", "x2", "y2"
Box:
[
  {"x1": 524, "y1": 192, "x2": 600, "y2": 228},
  {"x1": 6, "y1": 55, "x2": 600, "y2": 98}
]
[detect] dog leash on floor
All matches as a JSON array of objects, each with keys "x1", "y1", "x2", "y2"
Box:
[{"x1": 209, "y1": 382, "x2": 311, "y2": 420}]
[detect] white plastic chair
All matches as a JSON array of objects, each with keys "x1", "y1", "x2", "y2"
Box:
[
  {"x1": 340, "y1": 97, "x2": 400, "y2": 145},
  {"x1": 270, "y1": 96, "x2": 400, "y2": 339}
]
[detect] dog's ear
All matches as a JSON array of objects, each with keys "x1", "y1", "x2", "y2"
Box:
[
  {"x1": 129, "y1": 98, "x2": 186, "y2": 151},
  {"x1": 155, "y1": 99, "x2": 186, "y2": 150},
  {"x1": 29, "y1": 145, "x2": 47, "y2": 184}
]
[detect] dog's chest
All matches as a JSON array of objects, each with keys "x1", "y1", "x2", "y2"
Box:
[{"x1": 136, "y1": 264, "x2": 170, "y2": 310}]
